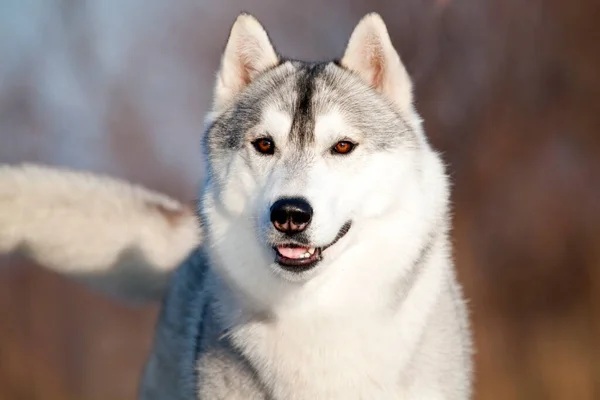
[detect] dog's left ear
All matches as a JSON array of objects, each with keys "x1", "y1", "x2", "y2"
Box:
[
  {"x1": 212, "y1": 13, "x2": 279, "y2": 113},
  {"x1": 341, "y1": 13, "x2": 413, "y2": 113}
]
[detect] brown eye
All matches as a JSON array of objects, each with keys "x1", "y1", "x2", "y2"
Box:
[
  {"x1": 332, "y1": 141, "x2": 356, "y2": 155},
  {"x1": 252, "y1": 138, "x2": 275, "y2": 155}
]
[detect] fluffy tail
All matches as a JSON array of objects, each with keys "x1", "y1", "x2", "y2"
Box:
[{"x1": 0, "y1": 163, "x2": 201, "y2": 302}]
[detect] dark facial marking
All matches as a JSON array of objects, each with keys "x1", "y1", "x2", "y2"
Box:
[{"x1": 289, "y1": 62, "x2": 329, "y2": 147}]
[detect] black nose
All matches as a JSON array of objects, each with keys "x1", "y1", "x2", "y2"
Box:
[{"x1": 270, "y1": 198, "x2": 313, "y2": 234}]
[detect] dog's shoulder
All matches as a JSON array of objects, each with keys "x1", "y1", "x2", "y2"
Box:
[{"x1": 141, "y1": 248, "x2": 212, "y2": 399}]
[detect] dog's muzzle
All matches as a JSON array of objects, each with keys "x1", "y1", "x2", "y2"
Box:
[{"x1": 272, "y1": 221, "x2": 352, "y2": 272}]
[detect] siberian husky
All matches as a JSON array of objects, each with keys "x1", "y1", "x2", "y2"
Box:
[{"x1": 0, "y1": 12, "x2": 473, "y2": 399}]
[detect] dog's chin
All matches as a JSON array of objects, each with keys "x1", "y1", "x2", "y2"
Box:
[{"x1": 269, "y1": 221, "x2": 352, "y2": 276}]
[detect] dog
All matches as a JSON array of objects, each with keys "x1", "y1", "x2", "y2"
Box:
[{"x1": 0, "y1": 12, "x2": 473, "y2": 399}]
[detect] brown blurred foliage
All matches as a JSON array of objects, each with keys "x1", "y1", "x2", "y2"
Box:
[{"x1": 1, "y1": 0, "x2": 599, "y2": 399}]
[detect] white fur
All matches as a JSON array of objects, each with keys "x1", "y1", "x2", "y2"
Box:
[
  {"x1": 0, "y1": 163, "x2": 200, "y2": 301},
  {"x1": 204, "y1": 142, "x2": 460, "y2": 398}
]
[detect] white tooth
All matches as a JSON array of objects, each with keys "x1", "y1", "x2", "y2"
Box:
[
  {"x1": 308, "y1": 248, "x2": 316, "y2": 255},
  {"x1": 303, "y1": 252, "x2": 310, "y2": 258}
]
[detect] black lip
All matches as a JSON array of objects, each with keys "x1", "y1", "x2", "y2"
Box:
[{"x1": 273, "y1": 221, "x2": 352, "y2": 273}]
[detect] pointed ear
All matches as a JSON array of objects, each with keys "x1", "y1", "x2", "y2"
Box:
[
  {"x1": 212, "y1": 13, "x2": 279, "y2": 112},
  {"x1": 341, "y1": 13, "x2": 414, "y2": 113}
]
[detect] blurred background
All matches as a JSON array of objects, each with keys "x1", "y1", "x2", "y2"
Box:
[{"x1": 0, "y1": 0, "x2": 599, "y2": 399}]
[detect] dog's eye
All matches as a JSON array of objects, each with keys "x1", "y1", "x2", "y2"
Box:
[
  {"x1": 331, "y1": 141, "x2": 356, "y2": 155},
  {"x1": 252, "y1": 138, "x2": 275, "y2": 155}
]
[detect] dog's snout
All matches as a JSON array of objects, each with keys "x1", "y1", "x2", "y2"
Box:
[{"x1": 270, "y1": 198, "x2": 313, "y2": 234}]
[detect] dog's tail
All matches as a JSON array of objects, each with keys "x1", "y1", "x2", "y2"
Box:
[{"x1": 0, "y1": 163, "x2": 201, "y2": 303}]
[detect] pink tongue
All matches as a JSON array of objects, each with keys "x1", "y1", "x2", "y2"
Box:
[{"x1": 277, "y1": 246, "x2": 309, "y2": 259}]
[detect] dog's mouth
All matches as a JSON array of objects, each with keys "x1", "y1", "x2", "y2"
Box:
[{"x1": 273, "y1": 221, "x2": 352, "y2": 272}]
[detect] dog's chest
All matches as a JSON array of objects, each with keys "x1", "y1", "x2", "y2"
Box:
[{"x1": 230, "y1": 313, "x2": 406, "y2": 399}]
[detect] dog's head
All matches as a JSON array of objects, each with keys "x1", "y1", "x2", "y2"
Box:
[{"x1": 201, "y1": 13, "x2": 438, "y2": 293}]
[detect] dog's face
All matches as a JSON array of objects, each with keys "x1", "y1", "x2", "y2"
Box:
[{"x1": 202, "y1": 14, "x2": 427, "y2": 289}]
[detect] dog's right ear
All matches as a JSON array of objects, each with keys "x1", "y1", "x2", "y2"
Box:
[{"x1": 212, "y1": 13, "x2": 279, "y2": 113}]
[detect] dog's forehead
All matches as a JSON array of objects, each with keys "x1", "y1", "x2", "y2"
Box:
[
  {"x1": 257, "y1": 61, "x2": 367, "y2": 143},
  {"x1": 260, "y1": 107, "x2": 350, "y2": 146},
  {"x1": 264, "y1": 62, "x2": 343, "y2": 143}
]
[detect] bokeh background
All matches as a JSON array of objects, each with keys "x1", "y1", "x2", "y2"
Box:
[{"x1": 1, "y1": 0, "x2": 599, "y2": 399}]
